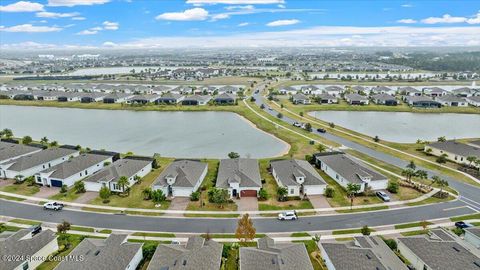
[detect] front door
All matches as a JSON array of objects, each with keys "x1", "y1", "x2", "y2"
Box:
[
  {"x1": 232, "y1": 189, "x2": 238, "y2": 197},
  {"x1": 168, "y1": 185, "x2": 173, "y2": 196}
]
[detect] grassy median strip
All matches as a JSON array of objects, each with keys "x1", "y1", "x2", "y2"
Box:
[
  {"x1": 394, "y1": 221, "x2": 433, "y2": 230},
  {"x1": 0, "y1": 194, "x2": 25, "y2": 201},
  {"x1": 9, "y1": 218, "x2": 41, "y2": 225},
  {"x1": 0, "y1": 223, "x2": 22, "y2": 232},
  {"x1": 70, "y1": 226, "x2": 95, "y2": 233},
  {"x1": 450, "y1": 213, "x2": 480, "y2": 222},
  {"x1": 332, "y1": 228, "x2": 376, "y2": 235},
  {"x1": 400, "y1": 230, "x2": 429, "y2": 237},
  {"x1": 131, "y1": 232, "x2": 176, "y2": 238},
  {"x1": 336, "y1": 205, "x2": 389, "y2": 213},
  {"x1": 291, "y1": 232, "x2": 310, "y2": 237},
  {"x1": 200, "y1": 233, "x2": 266, "y2": 239}
]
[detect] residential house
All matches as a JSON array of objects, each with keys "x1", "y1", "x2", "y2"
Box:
[
  {"x1": 397, "y1": 228, "x2": 480, "y2": 270},
  {"x1": 279, "y1": 86, "x2": 298, "y2": 95},
  {"x1": 126, "y1": 94, "x2": 159, "y2": 105},
  {"x1": 370, "y1": 86, "x2": 396, "y2": 96},
  {"x1": 314, "y1": 152, "x2": 388, "y2": 192},
  {"x1": 0, "y1": 141, "x2": 42, "y2": 164},
  {"x1": 465, "y1": 227, "x2": 480, "y2": 248},
  {"x1": 213, "y1": 93, "x2": 236, "y2": 104},
  {"x1": 103, "y1": 93, "x2": 134, "y2": 103},
  {"x1": 35, "y1": 91, "x2": 60, "y2": 101},
  {"x1": 399, "y1": 86, "x2": 422, "y2": 97},
  {"x1": 270, "y1": 159, "x2": 326, "y2": 196},
  {"x1": 218, "y1": 85, "x2": 240, "y2": 94},
  {"x1": 182, "y1": 95, "x2": 211, "y2": 106},
  {"x1": 371, "y1": 93, "x2": 398, "y2": 106},
  {"x1": 151, "y1": 85, "x2": 172, "y2": 95},
  {"x1": 404, "y1": 96, "x2": 441, "y2": 108},
  {"x1": 80, "y1": 92, "x2": 107, "y2": 103},
  {"x1": 57, "y1": 92, "x2": 81, "y2": 102},
  {"x1": 0, "y1": 229, "x2": 58, "y2": 270},
  {"x1": 0, "y1": 147, "x2": 79, "y2": 180},
  {"x1": 55, "y1": 234, "x2": 143, "y2": 270},
  {"x1": 324, "y1": 85, "x2": 344, "y2": 97},
  {"x1": 319, "y1": 236, "x2": 408, "y2": 270},
  {"x1": 350, "y1": 85, "x2": 366, "y2": 94},
  {"x1": 292, "y1": 93, "x2": 311, "y2": 104},
  {"x1": 83, "y1": 157, "x2": 153, "y2": 192},
  {"x1": 152, "y1": 160, "x2": 208, "y2": 197},
  {"x1": 424, "y1": 87, "x2": 448, "y2": 97},
  {"x1": 147, "y1": 236, "x2": 222, "y2": 270},
  {"x1": 424, "y1": 141, "x2": 480, "y2": 167},
  {"x1": 240, "y1": 236, "x2": 313, "y2": 270},
  {"x1": 155, "y1": 93, "x2": 184, "y2": 104},
  {"x1": 316, "y1": 93, "x2": 338, "y2": 104},
  {"x1": 345, "y1": 93, "x2": 369, "y2": 105},
  {"x1": 35, "y1": 153, "x2": 113, "y2": 188},
  {"x1": 466, "y1": 96, "x2": 480, "y2": 107},
  {"x1": 435, "y1": 95, "x2": 468, "y2": 107},
  {"x1": 452, "y1": 87, "x2": 477, "y2": 97},
  {"x1": 216, "y1": 158, "x2": 262, "y2": 198},
  {"x1": 300, "y1": 84, "x2": 319, "y2": 94}
]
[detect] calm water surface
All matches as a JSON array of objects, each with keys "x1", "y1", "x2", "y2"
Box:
[
  {"x1": 309, "y1": 111, "x2": 480, "y2": 143},
  {"x1": 0, "y1": 105, "x2": 289, "y2": 158}
]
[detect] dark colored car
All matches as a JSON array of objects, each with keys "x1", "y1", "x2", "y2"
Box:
[
  {"x1": 30, "y1": 224, "x2": 42, "y2": 236},
  {"x1": 317, "y1": 128, "x2": 327, "y2": 133},
  {"x1": 455, "y1": 221, "x2": 473, "y2": 229}
]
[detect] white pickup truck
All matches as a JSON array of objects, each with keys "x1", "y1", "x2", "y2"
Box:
[{"x1": 43, "y1": 201, "x2": 64, "y2": 211}]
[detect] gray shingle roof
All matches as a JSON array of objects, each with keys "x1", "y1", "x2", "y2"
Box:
[
  {"x1": 398, "y1": 229, "x2": 480, "y2": 270},
  {"x1": 1, "y1": 148, "x2": 78, "y2": 172},
  {"x1": 38, "y1": 153, "x2": 111, "y2": 179},
  {"x1": 0, "y1": 229, "x2": 57, "y2": 270},
  {"x1": 345, "y1": 93, "x2": 368, "y2": 102},
  {"x1": 270, "y1": 159, "x2": 326, "y2": 187},
  {"x1": 240, "y1": 237, "x2": 314, "y2": 270},
  {"x1": 216, "y1": 158, "x2": 261, "y2": 189},
  {"x1": 83, "y1": 158, "x2": 151, "y2": 183},
  {"x1": 146, "y1": 236, "x2": 222, "y2": 270},
  {"x1": 0, "y1": 141, "x2": 42, "y2": 163},
  {"x1": 465, "y1": 227, "x2": 480, "y2": 238},
  {"x1": 436, "y1": 95, "x2": 467, "y2": 103},
  {"x1": 55, "y1": 234, "x2": 142, "y2": 270},
  {"x1": 153, "y1": 160, "x2": 207, "y2": 188},
  {"x1": 292, "y1": 93, "x2": 309, "y2": 101},
  {"x1": 372, "y1": 93, "x2": 396, "y2": 102},
  {"x1": 320, "y1": 236, "x2": 408, "y2": 270},
  {"x1": 315, "y1": 153, "x2": 387, "y2": 184},
  {"x1": 428, "y1": 141, "x2": 480, "y2": 158}
]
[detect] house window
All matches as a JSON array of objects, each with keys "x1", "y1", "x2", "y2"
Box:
[
  {"x1": 290, "y1": 189, "x2": 294, "y2": 194},
  {"x1": 335, "y1": 174, "x2": 339, "y2": 180}
]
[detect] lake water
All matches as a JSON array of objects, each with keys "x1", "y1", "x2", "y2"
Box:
[
  {"x1": 67, "y1": 66, "x2": 165, "y2": 76},
  {"x1": 0, "y1": 105, "x2": 289, "y2": 158},
  {"x1": 308, "y1": 111, "x2": 480, "y2": 143}
]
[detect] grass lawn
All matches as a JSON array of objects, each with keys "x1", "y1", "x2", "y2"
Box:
[
  {"x1": 0, "y1": 223, "x2": 22, "y2": 232},
  {"x1": 450, "y1": 213, "x2": 480, "y2": 222},
  {"x1": 336, "y1": 205, "x2": 389, "y2": 213},
  {"x1": 332, "y1": 228, "x2": 376, "y2": 235},
  {"x1": 36, "y1": 234, "x2": 85, "y2": 270},
  {"x1": 9, "y1": 218, "x2": 41, "y2": 225},
  {"x1": 98, "y1": 229, "x2": 112, "y2": 234},
  {"x1": 0, "y1": 181, "x2": 40, "y2": 196},
  {"x1": 131, "y1": 232, "x2": 175, "y2": 238},
  {"x1": 400, "y1": 229, "x2": 429, "y2": 237},
  {"x1": 291, "y1": 232, "x2": 310, "y2": 237},
  {"x1": 406, "y1": 194, "x2": 454, "y2": 206},
  {"x1": 292, "y1": 240, "x2": 327, "y2": 270},
  {"x1": 49, "y1": 188, "x2": 83, "y2": 202},
  {"x1": 70, "y1": 226, "x2": 95, "y2": 233},
  {"x1": 0, "y1": 194, "x2": 25, "y2": 201},
  {"x1": 200, "y1": 233, "x2": 266, "y2": 239},
  {"x1": 222, "y1": 242, "x2": 259, "y2": 270},
  {"x1": 88, "y1": 157, "x2": 173, "y2": 209},
  {"x1": 395, "y1": 221, "x2": 433, "y2": 230}
]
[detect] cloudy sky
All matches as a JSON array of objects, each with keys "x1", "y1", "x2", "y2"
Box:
[{"x1": 0, "y1": 0, "x2": 479, "y2": 49}]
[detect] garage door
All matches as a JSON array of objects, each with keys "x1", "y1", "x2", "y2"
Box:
[
  {"x1": 240, "y1": 190, "x2": 257, "y2": 197},
  {"x1": 50, "y1": 180, "x2": 63, "y2": 187}
]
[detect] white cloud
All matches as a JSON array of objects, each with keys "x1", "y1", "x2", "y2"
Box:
[
  {"x1": 72, "y1": 16, "x2": 86, "y2": 20},
  {"x1": 102, "y1": 21, "x2": 119, "y2": 30},
  {"x1": 211, "y1": 13, "x2": 230, "y2": 20},
  {"x1": 47, "y1": 0, "x2": 109, "y2": 7},
  {"x1": 102, "y1": 41, "x2": 117, "y2": 47},
  {"x1": 0, "y1": 23, "x2": 61, "y2": 32},
  {"x1": 156, "y1": 8, "x2": 209, "y2": 21},
  {"x1": 401, "y1": 4, "x2": 413, "y2": 8},
  {"x1": 397, "y1": 18, "x2": 417, "y2": 24},
  {"x1": 421, "y1": 14, "x2": 467, "y2": 24},
  {"x1": 0, "y1": 1, "x2": 44, "y2": 12},
  {"x1": 186, "y1": 0, "x2": 284, "y2": 4},
  {"x1": 266, "y1": 19, "x2": 299, "y2": 27},
  {"x1": 36, "y1": 11, "x2": 80, "y2": 18},
  {"x1": 238, "y1": 22, "x2": 249, "y2": 26},
  {"x1": 467, "y1": 11, "x2": 480, "y2": 24},
  {"x1": 77, "y1": 29, "x2": 98, "y2": 35},
  {"x1": 225, "y1": 5, "x2": 254, "y2": 10},
  {"x1": 277, "y1": 4, "x2": 285, "y2": 8}
]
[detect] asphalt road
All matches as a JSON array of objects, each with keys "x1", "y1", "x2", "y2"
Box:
[{"x1": 0, "y1": 198, "x2": 474, "y2": 233}]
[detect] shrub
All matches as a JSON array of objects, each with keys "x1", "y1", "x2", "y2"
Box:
[
  {"x1": 99, "y1": 186, "x2": 111, "y2": 203},
  {"x1": 74, "y1": 181, "x2": 86, "y2": 193},
  {"x1": 436, "y1": 154, "x2": 448, "y2": 164},
  {"x1": 452, "y1": 227, "x2": 464, "y2": 236},
  {"x1": 258, "y1": 188, "x2": 269, "y2": 201},
  {"x1": 324, "y1": 186, "x2": 335, "y2": 198},
  {"x1": 151, "y1": 190, "x2": 166, "y2": 203},
  {"x1": 25, "y1": 176, "x2": 35, "y2": 186},
  {"x1": 60, "y1": 184, "x2": 68, "y2": 193},
  {"x1": 361, "y1": 225, "x2": 371, "y2": 236},
  {"x1": 383, "y1": 238, "x2": 397, "y2": 250},
  {"x1": 387, "y1": 181, "x2": 399, "y2": 194},
  {"x1": 276, "y1": 187, "x2": 288, "y2": 202},
  {"x1": 190, "y1": 191, "x2": 200, "y2": 201}
]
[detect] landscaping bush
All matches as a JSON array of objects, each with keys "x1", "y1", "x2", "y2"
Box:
[
  {"x1": 99, "y1": 186, "x2": 111, "y2": 203},
  {"x1": 60, "y1": 184, "x2": 68, "y2": 193},
  {"x1": 190, "y1": 191, "x2": 200, "y2": 201},
  {"x1": 151, "y1": 190, "x2": 166, "y2": 203},
  {"x1": 74, "y1": 181, "x2": 86, "y2": 193},
  {"x1": 383, "y1": 238, "x2": 397, "y2": 250},
  {"x1": 258, "y1": 188, "x2": 269, "y2": 201},
  {"x1": 361, "y1": 225, "x2": 371, "y2": 236},
  {"x1": 25, "y1": 176, "x2": 35, "y2": 186},
  {"x1": 436, "y1": 154, "x2": 448, "y2": 164},
  {"x1": 452, "y1": 227, "x2": 464, "y2": 236},
  {"x1": 324, "y1": 186, "x2": 335, "y2": 198},
  {"x1": 387, "y1": 181, "x2": 399, "y2": 194}
]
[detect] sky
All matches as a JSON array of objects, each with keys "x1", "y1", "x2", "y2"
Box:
[{"x1": 0, "y1": 0, "x2": 480, "y2": 50}]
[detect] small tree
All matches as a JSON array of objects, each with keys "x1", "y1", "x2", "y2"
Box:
[
  {"x1": 208, "y1": 188, "x2": 229, "y2": 208},
  {"x1": 74, "y1": 181, "x2": 86, "y2": 193},
  {"x1": 142, "y1": 187, "x2": 152, "y2": 200},
  {"x1": 329, "y1": 122, "x2": 335, "y2": 128},
  {"x1": 50, "y1": 141, "x2": 58, "y2": 147},
  {"x1": 437, "y1": 136, "x2": 446, "y2": 142},
  {"x1": 432, "y1": 177, "x2": 449, "y2": 192},
  {"x1": 346, "y1": 183, "x2": 361, "y2": 209},
  {"x1": 151, "y1": 189, "x2": 166, "y2": 203},
  {"x1": 361, "y1": 225, "x2": 371, "y2": 236},
  {"x1": 117, "y1": 176, "x2": 129, "y2": 195},
  {"x1": 25, "y1": 176, "x2": 35, "y2": 186},
  {"x1": 228, "y1": 152, "x2": 240, "y2": 159},
  {"x1": 436, "y1": 154, "x2": 448, "y2": 164},
  {"x1": 304, "y1": 123, "x2": 312, "y2": 132},
  {"x1": 276, "y1": 186, "x2": 288, "y2": 202},
  {"x1": 1, "y1": 128, "x2": 13, "y2": 138},
  {"x1": 277, "y1": 112, "x2": 283, "y2": 119},
  {"x1": 324, "y1": 186, "x2": 335, "y2": 198},
  {"x1": 235, "y1": 214, "x2": 256, "y2": 242},
  {"x1": 407, "y1": 160, "x2": 416, "y2": 170},
  {"x1": 40, "y1": 136, "x2": 49, "y2": 145},
  {"x1": 60, "y1": 184, "x2": 68, "y2": 193},
  {"x1": 415, "y1": 170, "x2": 428, "y2": 180},
  {"x1": 99, "y1": 186, "x2": 111, "y2": 203},
  {"x1": 258, "y1": 188, "x2": 269, "y2": 201},
  {"x1": 22, "y1": 136, "x2": 33, "y2": 145},
  {"x1": 190, "y1": 191, "x2": 200, "y2": 201},
  {"x1": 57, "y1": 220, "x2": 71, "y2": 234},
  {"x1": 401, "y1": 168, "x2": 416, "y2": 181},
  {"x1": 387, "y1": 181, "x2": 399, "y2": 194},
  {"x1": 317, "y1": 144, "x2": 327, "y2": 153},
  {"x1": 373, "y1": 136, "x2": 380, "y2": 142}
]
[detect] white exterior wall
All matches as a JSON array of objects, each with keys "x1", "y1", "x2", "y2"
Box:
[
  {"x1": 109, "y1": 162, "x2": 153, "y2": 192},
  {"x1": 466, "y1": 98, "x2": 480, "y2": 107},
  {"x1": 320, "y1": 162, "x2": 367, "y2": 192},
  {"x1": 286, "y1": 185, "x2": 300, "y2": 197},
  {"x1": 84, "y1": 182, "x2": 104, "y2": 192},
  {"x1": 172, "y1": 187, "x2": 194, "y2": 197},
  {"x1": 1, "y1": 152, "x2": 79, "y2": 179},
  {"x1": 14, "y1": 236, "x2": 58, "y2": 270},
  {"x1": 304, "y1": 184, "x2": 326, "y2": 195},
  {"x1": 464, "y1": 231, "x2": 480, "y2": 248},
  {"x1": 125, "y1": 247, "x2": 143, "y2": 270},
  {"x1": 318, "y1": 244, "x2": 336, "y2": 270},
  {"x1": 368, "y1": 180, "x2": 388, "y2": 190},
  {"x1": 425, "y1": 145, "x2": 477, "y2": 167}
]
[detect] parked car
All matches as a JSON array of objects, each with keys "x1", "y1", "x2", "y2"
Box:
[
  {"x1": 317, "y1": 128, "x2": 327, "y2": 133},
  {"x1": 455, "y1": 221, "x2": 473, "y2": 229},
  {"x1": 30, "y1": 224, "x2": 42, "y2": 236},
  {"x1": 171, "y1": 240, "x2": 181, "y2": 245},
  {"x1": 376, "y1": 191, "x2": 391, "y2": 202},
  {"x1": 43, "y1": 201, "x2": 64, "y2": 211},
  {"x1": 278, "y1": 211, "x2": 297, "y2": 221},
  {"x1": 293, "y1": 122, "x2": 302, "y2": 127}
]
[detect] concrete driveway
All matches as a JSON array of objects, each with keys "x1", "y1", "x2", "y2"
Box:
[
  {"x1": 168, "y1": 197, "x2": 191, "y2": 211},
  {"x1": 0, "y1": 179, "x2": 14, "y2": 187},
  {"x1": 308, "y1": 195, "x2": 331, "y2": 209},
  {"x1": 35, "y1": 186, "x2": 60, "y2": 199},
  {"x1": 236, "y1": 197, "x2": 258, "y2": 212},
  {"x1": 73, "y1": 191, "x2": 98, "y2": 204}
]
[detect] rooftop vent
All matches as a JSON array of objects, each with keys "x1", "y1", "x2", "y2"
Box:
[{"x1": 94, "y1": 250, "x2": 100, "y2": 256}]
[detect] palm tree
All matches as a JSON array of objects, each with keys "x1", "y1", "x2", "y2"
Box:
[
  {"x1": 401, "y1": 168, "x2": 416, "y2": 182},
  {"x1": 50, "y1": 141, "x2": 58, "y2": 147},
  {"x1": 432, "y1": 176, "x2": 449, "y2": 192},
  {"x1": 407, "y1": 161, "x2": 416, "y2": 170},
  {"x1": 346, "y1": 183, "x2": 361, "y2": 210},
  {"x1": 40, "y1": 136, "x2": 49, "y2": 145},
  {"x1": 415, "y1": 170, "x2": 428, "y2": 180},
  {"x1": 317, "y1": 144, "x2": 327, "y2": 153},
  {"x1": 117, "y1": 176, "x2": 129, "y2": 195},
  {"x1": 142, "y1": 187, "x2": 152, "y2": 200}
]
